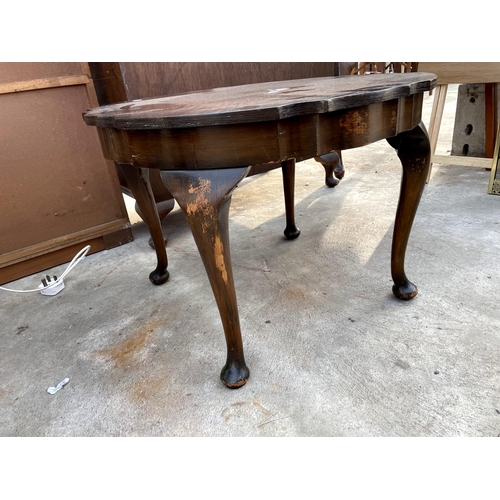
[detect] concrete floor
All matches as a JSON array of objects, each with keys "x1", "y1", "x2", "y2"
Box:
[{"x1": 1, "y1": 86, "x2": 500, "y2": 437}]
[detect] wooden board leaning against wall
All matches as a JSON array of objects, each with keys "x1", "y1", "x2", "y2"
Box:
[
  {"x1": 418, "y1": 62, "x2": 500, "y2": 193},
  {"x1": 0, "y1": 62, "x2": 133, "y2": 285}
]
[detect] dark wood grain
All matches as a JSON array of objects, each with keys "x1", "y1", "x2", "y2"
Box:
[
  {"x1": 84, "y1": 73, "x2": 435, "y2": 130},
  {"x1": 93, "y1": 94, "x2": 425, "y2": 171},
  {"x1": 90, "y1": 62, "x2": 337, "y2": 103}
]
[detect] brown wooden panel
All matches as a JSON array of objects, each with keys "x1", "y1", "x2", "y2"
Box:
[
  {"x1": 278, "y1": 114, "x2": 318, "y2": 161},
  {"x1": 418, "y1": 63, "x2": 500, "y2": 84},
  {"x1": 0, "y1": 85, "x2": 127, "y2": 254},
  {"x1": 0, "y1": 219, "x2": 131, "y2": 268},
  {"x1": 125, "y1": 121, "x2": 281, "y2": 169},
  {"x1": 0, "y1": 62, "x2": 82, "y2": 84},
  {"x1": 316, "y1": 100, "x2": 402, "y2": 152},
  {"x1": 88, "y1": 62, "x2": 128, "y2": 104},
  {"x1": 0, "y1": 227, "x2": 132, "y2": 286},
  {"x1": 110, "y1": 62, "x2": 337, "y2": 100},
  {"x1": 397, "y1": 94, "x2": 424, "y2": 133}
]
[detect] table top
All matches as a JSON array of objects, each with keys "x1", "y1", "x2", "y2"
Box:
[{"x1": 83, "y1": 73, "x2": 437, "y2": 130}]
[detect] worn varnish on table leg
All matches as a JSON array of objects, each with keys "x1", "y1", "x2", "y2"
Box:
[
  {"x1": 387, "y1": 122, "x2": 431, "y2": 300},
  {"x1": 160, "y1": 167, "x2": 251, "y2": 388}
]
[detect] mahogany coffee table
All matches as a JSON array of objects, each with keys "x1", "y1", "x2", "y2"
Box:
[{"x1": 84, "y1": 72, "x2": 437, "y2": 388}]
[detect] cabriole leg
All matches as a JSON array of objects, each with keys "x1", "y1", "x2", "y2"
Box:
[
  {"x1": 314, "y1": 150, "x2": 345, "y2": 187},
  {"x1": 161, "y1": 167, "x2": 250, "y2": 388},
  {"x1": 387, "y1": 122, "x2": 430, "y2": 300},
  {"x1": 119, "y1": 164, "x2": 169, "y2": 285}
]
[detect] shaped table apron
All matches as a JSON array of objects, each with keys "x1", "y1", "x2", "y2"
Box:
[{"x1": 95, "y1": 95, "x2": 423, "y2": 170}]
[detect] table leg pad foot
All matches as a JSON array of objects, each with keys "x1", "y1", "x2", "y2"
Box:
[
  {"x1": 392, "y1": 281, "x2": 418, "y2": 300},
  {"x1": 149, "y1": 268, "x2": 170, "y2": 285},
  {"x1": 220, "y1": 362, "x2": 250, "y2": 388},
  {"x1": 284, "y1": 226, "x2": 301, "y2": 239}
]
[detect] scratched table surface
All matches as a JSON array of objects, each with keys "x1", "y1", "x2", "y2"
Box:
[{"x1": 84, "y1": 73, "x2": 436, "y2": 129}]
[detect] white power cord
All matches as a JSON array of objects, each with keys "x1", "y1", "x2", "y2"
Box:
[{"x1": 0, "y1": 245, "x2": 91, "y2": 295}]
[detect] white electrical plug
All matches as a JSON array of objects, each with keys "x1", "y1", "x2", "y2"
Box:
[
  {"x1": 38, "y1": 275, "x2": 65, "y2": 296},
  {"x1": 0, "y1": 245, "x2": 89, "y2": 295}
]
